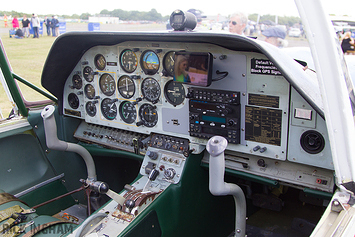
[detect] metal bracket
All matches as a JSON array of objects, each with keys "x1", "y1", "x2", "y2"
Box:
[{"x1": 331, "y1": 199, "x2": 347, "y2": 213}]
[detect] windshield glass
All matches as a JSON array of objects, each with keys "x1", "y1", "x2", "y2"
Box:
[{"x1": 0, "y1": 0, "x2": 353, "y2": 119}]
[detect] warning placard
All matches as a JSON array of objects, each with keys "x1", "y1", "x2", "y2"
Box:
[{"x1": 250, "y1": 58, "x2": 282, "y2": 76}]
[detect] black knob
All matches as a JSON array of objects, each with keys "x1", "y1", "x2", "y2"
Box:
[
  {"x1": 257, "y1": 159, "x2": 266, "y2": 168},
  {"x1": 228, "y1": 119, "x2": 236, "y2": 126},
  {"x1": 149, "y1": 169, "x2": 160, "y2": 181},
  {"x1": 136, "y1": 121, "x2": 144, "y2": 126},
  {"x1": 146, "y1": 151, "x2": 158, "y2": 160},
  {"x1": 125, "y1": 199, "x2": 136, "y2": 209},
  {"x1": 186, "y1": 92, "x2": 194, "y2": 99}
]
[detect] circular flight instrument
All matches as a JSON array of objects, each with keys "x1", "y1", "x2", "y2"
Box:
[
  {"x1": 72, "y1": 74, "x2": 82, "y2": 89},
  {"x1": 141, "y1": 50, "x2": 160, "y2": 75},
  {"x1": 84, "y1": 84, "x2": 96, "y2": 99},
  {"x1": 83, "y1": 66, "x2": 94, "y2": 82},
  {"x1": 164, "y1": 80, "x2": 185, "y2": 106},
  {"x1": 68, "y1": 93, "x2": 79, "y2": 109},
  {"x1": 86, "y1": 101, "x2": 97, "y2": 117},
  {"x1": 101, "y1": 98, "x2": 117, "y2": 120},
  {"x1": 118, "y1": 75, "x2": 135, "y2": 99},
  {"x1": 120, "y1": 49, "x2": 138, "y2": 73},
  {"x1": 119, "y1": 101, "x2": 137, "y2": 124},
  {"x1": 163, "y1": 51, "x2": 175, "y2": 77},
  {"x1": 138, "y1": 103, "x2": 158, "y2": 127},
  {"x1": 99, "y1": 73, "x2": 116, "y2": 96},
  {"x1": 141, "y1": 77, "x2": 161, "y2": 102},
  {"x1": 94, "y1": 54, "x2": 106, "y2": 70}
]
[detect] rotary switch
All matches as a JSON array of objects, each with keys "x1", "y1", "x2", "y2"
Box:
[{"x1": 164, "y1": 168, "x2": 176, "y2": 180}]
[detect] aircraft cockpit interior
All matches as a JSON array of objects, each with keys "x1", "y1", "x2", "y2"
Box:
[{"x1": 0, "y1": 10, "x2": 337, "y2": 237}]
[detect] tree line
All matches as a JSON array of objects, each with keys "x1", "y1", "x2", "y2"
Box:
[
  {"x1": 0, "y1": 9, "x2": 168, "y2": 21},
  {"x1": 1, "y1": 10, "x2": 300, "y2": 26},
  {"x1": 248, "y1": 14, "x2": 301, "y2": 27}
]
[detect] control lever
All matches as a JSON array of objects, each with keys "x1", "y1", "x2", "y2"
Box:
[
  {"x1": 41, "y1": 105, "x2": 126, "y2": 206},
  {"x1": 143, "y1": 169, "x2": 160, "y2": 192},
  {"x1": 206, "y1": 136, "x2": 246, "y2": 237},
  {"x1": 80, "y1": 179, "x2": 125, "y2": 206}
]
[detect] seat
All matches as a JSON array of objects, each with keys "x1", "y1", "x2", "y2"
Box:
[{"x1": 0, "y1": 190, "x2": 77, "y2": 237}]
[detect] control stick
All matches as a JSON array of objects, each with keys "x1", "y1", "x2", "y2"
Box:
[
  {"x1": 206, "y1": 136, "x2": 246, "y2": 237},
  {"x1": 41, "y1": 105, "x2": 125, "y2": 205}
]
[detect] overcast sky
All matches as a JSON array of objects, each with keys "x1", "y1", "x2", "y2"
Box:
[{"x1": 2, "y1": 0, "x2": 353, "y2": 17}]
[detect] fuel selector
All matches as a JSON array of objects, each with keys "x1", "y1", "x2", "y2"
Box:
[{"x1": 164, "y1": 168, "x2": 176, "y2": 180}]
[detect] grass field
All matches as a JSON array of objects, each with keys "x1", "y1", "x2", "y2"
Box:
[{"x1": 0, "y1": 31, "x2": 56, "y2": 117}]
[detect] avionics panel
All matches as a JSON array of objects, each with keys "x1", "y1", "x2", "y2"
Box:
[{"x1": 188, "y1": 88, "x2": 241, "y2": 144}]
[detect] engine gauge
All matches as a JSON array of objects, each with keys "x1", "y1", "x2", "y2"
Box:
[
  {"x1": 119, "y1": 101, "x2": 137, "y2": 124},
  {"x1": 68, "y1": 93, "x2": 79, "y2": 109},
  {"x1": 164, "y1": 80, "x2": 185, "y2": 106},
  {"x1": 94, "y1": 54, "x2": 106, "y2": 70},
  {"x1": 141, "y1": 77, "x2": 161, "y2": 102},
  {"x1": 84, "y1": 84, "x2": 96, "y2": 99},
  {"x1": 99, "y1": 73, "x2": 116, "y2": 96},
  {"x1": 83, "y1": 66, "x2": 94, "y2": 82},
  {"x1": 101, "y1": 98, "x2": 117, "y2": 120},
  {"x1": 86, "y1": 101, "x2": 97, "y2": 117},
  {"x1": 141, "y1": 50, "x2": 160, "y2": 75},
  {"x1": 163, "y1": 51, "x2": 175, "y2": 77},
  {"x1": 138, "y1": 103, "x2": 158, "y2": 127},
  {"x1": 72, "y1": 74, "x2": 82, "y2": 89},
  {"x1": 118, "y1": 75, "x2": 135, "y2": 99},
  {"x1": 120, "y1": 49, "x2": 138, "y2": 73}
]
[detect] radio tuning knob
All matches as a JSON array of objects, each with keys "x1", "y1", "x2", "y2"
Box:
[{"x1": 228, "y1": 119, "x2": 237, "y2": 126}]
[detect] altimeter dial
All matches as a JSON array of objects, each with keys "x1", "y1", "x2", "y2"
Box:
[{"x1": 141, "y1": 77, "x2": 161, "y2": 103}]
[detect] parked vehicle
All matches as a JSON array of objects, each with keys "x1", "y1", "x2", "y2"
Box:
[{"x1": 289, "y1": 27, "x2": 301, "y2": 37}]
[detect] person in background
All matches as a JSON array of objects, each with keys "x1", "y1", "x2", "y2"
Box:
[
  {"x1": 44, "y1": 16, "x2": 51, "y2": 36},
  {"x1": 341, "y1": 32, "x2": 355, "y2": 54},
  {"x1": 15, "y1": 28, "x2": 24, "y2": 39},
  {"x1": 4, "y1": 15, "x2": 8, "y2": 27},
  {"x1": 54, "y1": 16, "x2": 60, "y2": 37},
  {"x1": 51, "y1": 16, "x2": 57, "y2": 37},
  {"x1": 229, "y1": 12, "x2": 248, "y2": 35},
  {"x1": 12, "y1": 16, "x2": 19, "y2": 30},
  {"x1": 31, "y1": 14, "x2": 40, "y2": 38},
  {"x1": 262, "y1": 26, "x2": 287, "y2": 48},
  {"x1": 22, "y1": 15, "x2": 31, "y2": 38}
]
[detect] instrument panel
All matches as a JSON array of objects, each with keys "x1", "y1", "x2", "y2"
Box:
[{"x1": 63, "y1": 40, "x2": 334, "y2": 192}]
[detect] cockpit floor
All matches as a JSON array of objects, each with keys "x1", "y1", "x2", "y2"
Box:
[{"x1": 244, "y1": 188, "x2": 325, "y2": 237}]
